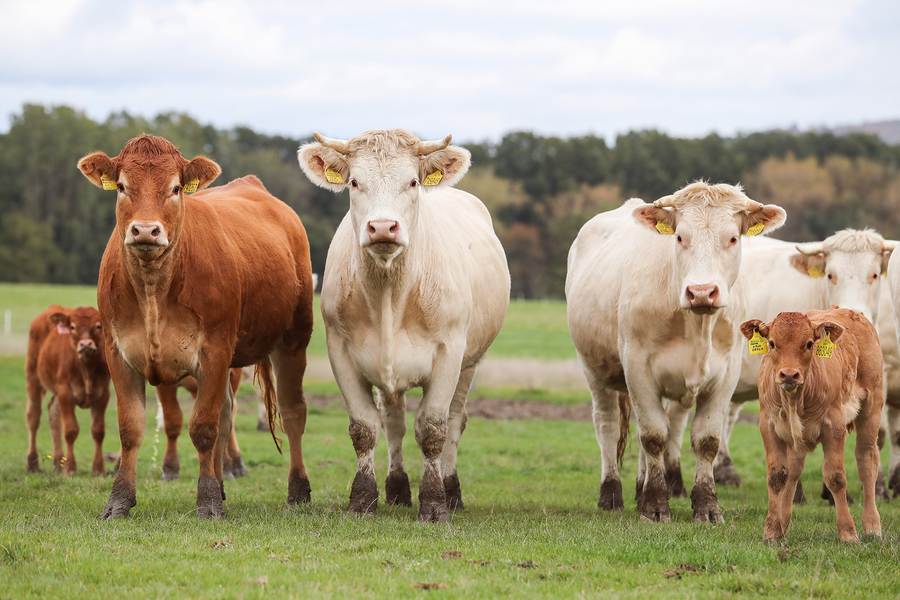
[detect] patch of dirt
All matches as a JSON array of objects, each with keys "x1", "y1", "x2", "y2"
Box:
[
  {"x1": 413, "y1": 582, "x2": 447, "y2": 591},
  {"x1": 441, "y1": 551, "x2": 463, "y2": 560},
  {"x1": 663, "y1": 564, "x2": 703, "y2": 579}
]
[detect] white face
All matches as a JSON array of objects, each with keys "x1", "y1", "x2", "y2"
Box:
[{"x1": 823, "y1": 250, "x2": 884, "y2": 321}]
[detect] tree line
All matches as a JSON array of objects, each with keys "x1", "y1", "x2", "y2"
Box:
[{"x1": 2, "y1": 103, "x2": 899, "y2": 298}]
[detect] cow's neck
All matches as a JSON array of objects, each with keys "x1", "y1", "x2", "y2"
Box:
[
  {"x1": 678, "y1": 309, "x2": 722, "y2": 400},
  {"x1": 75, "y1": 353, "x2": 100, "y2": 398}
]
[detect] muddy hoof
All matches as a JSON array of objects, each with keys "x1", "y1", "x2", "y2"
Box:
[
  {"x1": 634, "y1": 476, "x2": 644, "y2": 507},
  {"x1": 890, "y1": 467, "x2": 900, "y2": 498},
  {"x1": 713, "y1": 459, "x2": 742, "y2": 487},
  {"x1": 691, "y1": 482, "x2": 724, "y2": 524},
  {"x1": 875, "y1": 473, "x2": 889, "y2": 501},
  {"x1": 666, "y1": 463, "x2": 686, "y2": 497},
  {"x1": 418, "y1": 496, "x2": 450, "y2": 523},
  {"x1": 196, "y1": 475, "x2": 225, "y2": 519},
  {"x1": 820, "y1": 483, "x2": 853, "y2": 506},
  {"x1": 349, "y1": 471, "x2": 378, "y2": 514},
  {"x1": 443, "y1": 473, "x2": 464, "y2": 511},
  {"x1": 793, "y1": 482, "x2": 806, "y2": 504},
  {"x1": 26, "y1": 453, "x2": 40, "y2": 473},
  {"x1": 229, "y1": 456, "x2": 248, "y2": 478},
  {"x1": 638, "y1": 480, "x2": 671, "y2": 523},
  {"x1": 99, "y1": 479, "x2": 136, "y2": 519},
  {"x1": 161, "y1": 461, "x2": 179, "y2": 481},
  {"x1": 385, "y1": 470, "x2": 412, "y2": 506},
  {"x1": 598, "y1": 478, "x2": 624, "y2": 511},
  {"x1": 287, "y1": 470, "x2": 311, "y2": 505}
]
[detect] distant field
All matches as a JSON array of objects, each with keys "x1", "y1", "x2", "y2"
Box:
[{"x1": 0, "y1": 283, "x2": 574, "y2": 361}]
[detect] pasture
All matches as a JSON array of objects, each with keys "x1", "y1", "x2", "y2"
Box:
[{"x1": 0, "y1": 285, "x2": 898, "y2": 598}]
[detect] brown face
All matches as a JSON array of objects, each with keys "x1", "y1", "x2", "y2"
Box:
[
  {"x1": 50, "y1": 307, "x2": 103, "y2": 359},
  {"x1": 77, "y1": 135, "x2": 221, "y2": 261}
]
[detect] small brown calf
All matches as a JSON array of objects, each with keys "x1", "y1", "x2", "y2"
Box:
[{"x1": 741, "y1": 308, "x2": 883, "y2": 543}]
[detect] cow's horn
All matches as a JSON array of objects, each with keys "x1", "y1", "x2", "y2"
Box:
[
  {"x1": 313, "y1": 133, "x2": 350, "y2": 154},
  {"x1": 883, "y1": 240, "x2": 899, "y2": 251},
  {"x1": 416, "y1": 134, "x2": 452, "y2": 155},
  {"x1": 796, "y1": 242, "x2": 825, "y2": 256},
  {"x1": 652, "y1": 194, "x2": 677, "y2": 208}
]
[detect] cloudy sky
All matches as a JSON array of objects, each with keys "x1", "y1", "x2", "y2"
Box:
[{"x1": 1, "y1": 0, "x2": 897, "y2": 141}]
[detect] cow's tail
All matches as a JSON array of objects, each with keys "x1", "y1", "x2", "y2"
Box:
[
  {"x1": 254, "y1": 357, "x2": 282, "y2": 453},
  {"x1": 616, "y1": 393, "x2": 631, "y2": 466}
]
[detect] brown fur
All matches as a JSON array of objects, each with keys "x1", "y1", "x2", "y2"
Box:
[
  {"x1": 25, "y1": 305, "x2": 110, "y2": 475},
  {"x1": 79, "y1": 134, "x2": 314, "y2": 518},
  {"x1": 743, "y1": 308, "x2": 884, "y2": 542}
]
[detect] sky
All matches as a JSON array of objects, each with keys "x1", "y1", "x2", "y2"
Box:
[{"x1": 1, "y1": 0, "x2": 898, "y2": 141}]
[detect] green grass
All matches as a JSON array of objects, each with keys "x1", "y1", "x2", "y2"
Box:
[{"x1": 0, "y1": 355, "x2": 897, "y2": 598}]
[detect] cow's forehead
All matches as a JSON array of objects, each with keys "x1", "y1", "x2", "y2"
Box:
[
  {"x1": 770, "y1": 313, "x2": 813, "y2": 341},
  {"x1": 676, "y1": 204, "x2": 740, "y2": 229},
  {"x1": 349, "y1": 150, "x2": 417, "y2": 175}
]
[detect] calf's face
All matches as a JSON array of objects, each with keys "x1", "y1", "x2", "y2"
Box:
[{"x1": 50, "y1": 307, "x2": 103, "y2": 360}]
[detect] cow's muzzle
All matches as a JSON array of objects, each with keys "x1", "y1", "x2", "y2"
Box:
[
  {"x1": 125, "y1": 220, "x2": 169, "y2": 254},
  {"x1": 684, "y1": 284, "x2": 722, "y2": 313},
  {"x1": 77, "y1": 339, "x2": 98, "y2": 356},
  {"x1": 777, "y1": 368, "x2": 803, "y2": 393}
]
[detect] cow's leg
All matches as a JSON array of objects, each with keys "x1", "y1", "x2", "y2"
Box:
[
  {"x1": 760, "y1": 412, "x2": 789, "y2": 542},
  {"x1": 887, "y1": 403, "x2": 900, "y2": 498},
  {"x1": 57, "y1": 394, "x2": 79, "y2": 475},
  {"x1": 584, "y1": 369, "x2": 624, "y2": 511},
  {"x1": 156, "y1": 384, "x2": 182, "y2": 481},
  {"x1": 664, "y1": 399, "x2": 690, "y2": 498},
  {"x1": 855, "y1": 402, "x2": 883, "y2": 537},
  {"x1": 689, "y1": 390, "x2": 728, "y2": 524},
  {"x1": 776, "y1": 448, "x2": 806, "y2": 540},
  {"x1": 48, "y1": 398, "x2": 63, "y2": 471},
  {"x1": 101, "y1": 355, "x2": 145, "y2": 519},
  {"x1": 441, "y1": 364, "x2": 476, "y2": 511},
  {"x1": 25, "y1": 376, "x2": 43, "y2": 473},
  {"x1": 90, "y1": 389, "x2": 110, "y2": 476},
  {"x1": 713, "y1": 401, "x2": 743, "y2": 486},
  {"x1": 821, "y1": 426, "x2": 859, "y2": 543},
  {"x1": 212, "y1": 378, "x2": 234, "y2": 492},
  {"x1": 271, "y1": 346, "x2": 313, "y2": 505},
  {"x1": 635, "y1": 441, "x2": 646, "y2": 507},
  {"x1": 379, "y1": 389, "x2": 411, "y2": 507},
  {"x1": 191, "y1": 359, "x2": 230, "y2": 519},
  {"x1": 226, "y1": 396, "x2": 247, "y2": 478},
  {"x1": 874, "y1": 406, "x2": 888, "y2": 500}
]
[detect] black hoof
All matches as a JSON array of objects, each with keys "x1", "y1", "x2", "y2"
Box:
[
  {"x1": 665, "y1": 463, "x2": 686, "y2": 497},
  {"x1": 638, "y1": 475, "x2": 671, "y2": 522},
  {"x1": 419, "y1": 469, "x2": 449, "y2": 522},
  {"x1": 598, "y1": 478, "x2": 623, "y2": 511},
  {"x1": 793, "y1": 482, "x2": 806, "y2": 504},
  {"x1": 197, "y1": 475, "x2": 225, "y2": 519},
  {"x1": 287, "y1": 470, "x2": 311, "y2": 505},
  {"x1": 385, "y1": 470, "x2": 412, "y2": 506},
  {"x1": 349, "y1": 471, "x2": 377, "y2": 514},
  {"x1": 443, "y1": 473, "x2": 464, "y2": 511},
  {"x1": 713, "y1": 458, "x2": 742, "y2": 487},
  {"x1": 161, "y1": 460, "x2": 179, "y2": 481},
  {"x1": 99, "y1": 478, "x2": 136, "y2": 519}
]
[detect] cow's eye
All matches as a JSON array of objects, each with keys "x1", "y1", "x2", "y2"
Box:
[
  {"x1": 729, "y1": 236, "x2": 738, "y2": 245},
  {"x1": 676, "y1": 235, "x2": 683, "y2": 243},
  {"x1": 871, "y1": 273, "x2": 879, "y2": 282},
  {"x1": 827, "y1": 273, "x2": 833, "y2": 281},
  {"x1": 410, "y1": 179, "x2": 418, "y2": 188},
  {"x1": 117, "y1": 182, "x2": 125, "y2": 193},
  {"x1": 805, "y1": 340, "x2": 813, "y2": 350},
  {"x1": 172, "y1": 185, "x2": 181, "y2": 195},
  {"x1": 349, "y1": 178, "x2": 358, "y2": 189},
  {"x1": 94, "y1": 323, "x2": 102, "y2": 331},
  {"x1": 768, "y1": 340, "x2": 776, "y2": 349}
]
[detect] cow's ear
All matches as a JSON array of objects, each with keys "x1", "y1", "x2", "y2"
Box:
[
  {"x1": 297, "y1": 141, "x2": 349, "y2": 192},
  {"x1": 789, "y1": 251, "x2": 826, "y2": 278},
  {"x1": 740, "y1": 319, "x2": 768, "y2": 340},
  {"x1": 815, "y1": 321, "x2": 843, "y2": 342},
  {"x1": 419, "y1": 143, "x2": 471, "y2": 188},
  {"x1": 49, "y1": 311, "x2": 71, "y2": 334},
  {"x1": 633, "y1": 205, "x2": 676, "y2": 235},
  {"x1": 77, "y1": 152, "x2": 117, "y2": 190},
  {"x1": 741, "y1": 203, "x2": 786, "y2": 236},
  {"x1": 183, "y1": 156, "x2": 221, "y2": 192},
  {"x1": 882, "y1": 241, "x2": 898, "y2": 275}
]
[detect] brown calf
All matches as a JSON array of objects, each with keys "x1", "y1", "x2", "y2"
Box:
[
  {"x1": 741, "y1": 308, "x2": 883, "y2": 542},
  {"x1": 78, "y1": 134, "x2": 314, "y2": 519},
  {"x1": 25, "y1": 305, "x2": 110, "y2": 475}
]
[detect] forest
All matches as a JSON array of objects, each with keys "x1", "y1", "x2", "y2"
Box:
[{"x1": 2, "y1": 103, "x2": 900, "y2": 298}]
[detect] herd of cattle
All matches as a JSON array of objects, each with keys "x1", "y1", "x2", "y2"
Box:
[{"x1": 20, "y1": 131, "x2": 900, "y2": 543}]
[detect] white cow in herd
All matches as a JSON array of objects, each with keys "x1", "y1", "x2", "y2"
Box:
[
  {"x1": 566, "y1": 182, "x2": 786, "y2": 522},
  {"x1": 298, "y1": 129, "x2": 510, "y2": 522}
]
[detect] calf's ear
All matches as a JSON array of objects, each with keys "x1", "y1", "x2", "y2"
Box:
[
  {"x1": 77, "y1": 152, "x2": 117, "y2": 190},
  {"x1": 419, "y1": 141, "x2": 471, "y2": 188},
  {"x1": 49, "y1": 312, "x2": 71, "y2": 334},
  {"x1": 740, "y1": 319, "x2": 768, "y2": 340},
  {"x1": 815, "y1": 321, "x2": 843, "y2": 342},
  {"x1": 633, "y1": 205, "x2": 676, "y2": 235},
  {"x1": 789, "y1": 250, "x2": 826, "y2": 278},
  {"x1": 741, "y1": 203, "x2": 786, "y2": 236},
  {"x1": 183, "y1": 156, "x2": 221, "y2": 192},
  {"x1": 297, "y1": 136, "x2": 350, "y2": 192}
]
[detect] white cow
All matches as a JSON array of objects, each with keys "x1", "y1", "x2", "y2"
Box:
[
  {"x1": 566, "y1": 182, "x2": 786, "y2": 522},
  {"x1": 297, "y1": 130, "x2": 510, "y2": 522},
  {"x1": 883, "y1": 249, "x2": 900, "y2": 497}
]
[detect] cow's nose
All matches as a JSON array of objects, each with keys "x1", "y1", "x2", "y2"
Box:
[
  {"x1": 127, "y1": 221, "x2": 165, "y2": 245},
  {"x1": 685, "y1": 284, "x2": 719, "y2": 307},
  {"x1": 367, "y1": 220, "x2": 399, "y2": 244},
  {"x1": 778, "y1": 368, "x2": 801, "y2": 384},
  {"x1": 77, "y1": 339, "x2": 97, "y2": 353}
]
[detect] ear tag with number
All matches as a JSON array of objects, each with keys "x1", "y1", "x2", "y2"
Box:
[
  {"x1": 100, "y1": 174, "x2": 117, "y2": 191},
  {"x1": 745, "y1": 222, "x2": 765, "y2": 236},
  {"x1": 807, "y1": 266, "x2": 824, "y2": 278},
  {"x1": 324, "y1": 168, "x2": 345, "y2": 185},
  {"x1": 655, "y1": 221, "x2": 674, "y2": 235},
  {"x1": 423, "y1": 170, "x2": 443, "y2": 186},
  {"x1": 183, "y1": 179, "x2": 200, "y2": 194},
  {"x1": 815, "y1": 334, "x2": 835, "y2": 358},
  {"x1": 748, "y1": 330, "x2": 769, "y2": 355}
]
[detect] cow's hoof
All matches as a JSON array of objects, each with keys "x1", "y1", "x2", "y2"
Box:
[
  {"x1": 385, "y1": 470, "x2": 412, "y2": 506},
  {"x1": 349, "y1": 471, "x2": 378, "y2": 514},
  {"x1": 418, "y1": 499, "x2": 450, "y2": 523},
  {"x1": 287, "y1": 470, "x2": 311, "y2": 505},
  {"x1": 443, "y1": 473, "x2": 464, "y2": 511},
  {"x1": 691, "y1": 482, "x2": 724, "y2": 524},
  {"x1": 229, "y1": 456, "x2": 248, "y2": 478},
  {"x1": 26, "y1": 453, "x2": 40, "y2": 473},
  {"x1": 638, "y1": 479, "x2": 671, "y2": 523},
  {"x1": 634, "y1": 476, "x2": 645, "y2": 507},
  {"x1": 418, "y1": 468, "x2": 449, "y2": 523},
  {"x1": 99, "y1": 479, "x2": 136, "y2": 520},
  {"x1": 890, "y1": 467, "x2": 900, "y2": 498},
  {"x1": 196, "y1": 475, "x2": 225, "y2": 519},
  {"x1": 820, "y1": 483, "x2": 853, "y2": 506},
  {"x1": 875, "y1": 473, "x2": 889, "y2": 501},
  {"x1": 161, "y1": 461, "x2": 179, "y2": 481},
  {"x1": 665, "y1": 463, "x2": 687, "y2": 497},
  {"x1": 793, "y1": 482, "x2": 806, "y2": 504},
  {"x1": 598, "y1": 478, "x2": 624, "y2": 511},
  {"x1": 713, "y1": 459, "x2": 742, "y2": 487}
]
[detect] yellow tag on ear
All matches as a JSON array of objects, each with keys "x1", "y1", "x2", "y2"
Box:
[
  {"x1": 815, "y1": 334, "x2": 835, "y2": 358},
  {"x1": 745, "y1": 222, "x2": 765, "y2": 236},
  {"x1": 183, "y1": 179, "x2": 200, "y2": 194},
  {"x1": 324, "y1": 168, "x2": 345, "y2": 185},
  {"x1": 807, "y1": 266, "x2": 824, "y2": 278},
  {"x1": 100, "y1": 174, "x2": 117, "y2": 191},
  {"x1": 748, "y1": 330, "x2": 769, "y2": 355},
  {"x1": 655, "y1": 221, "x2": 674, "y2": 235},
  {"x1": 423, "y1": 170, "x2": 443, "y2": 186}
]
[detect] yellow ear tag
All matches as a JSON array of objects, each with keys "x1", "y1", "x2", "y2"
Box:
[
  {"x1": 423, "y1": 170, "x2": 443, "y2": 186},
  {"x1": 807, "y1": 266, "x2": 824, "y2": 278},
  {"x1": 100, "y1": 174, "x2": 117, "y2": 191},
  {"x1": 655, "y1": 221, "x2": 674, "y2": 235},
  {"x1": 745, "y1": 222, "x2": 765, "y2": 236},
  {"x1": 183, "y1": 179, "x2": 200, "y2": 194},
  {"x1": 748, "y1": 330, "x2": 769, "y2": 355},
  {"x1": 815, "y1": 334, "x2": 835, "y2": 359},
  {"x1": 324, "y1": 168, "x2": 345, "y2": 185}
]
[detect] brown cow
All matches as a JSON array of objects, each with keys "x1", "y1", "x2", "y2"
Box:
[
  {"x1": 77, "y1": 134, "x2": 314, "y2": 519},
  {"x1": 741, "y1": 308, "x2": 883, "y2": 543},
  {"x1": 25, "y1": 305, "x2": 110, "y2": 475},
  {"x1": 156, "y1": 368, "x2": 247, "y2": 480}
]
